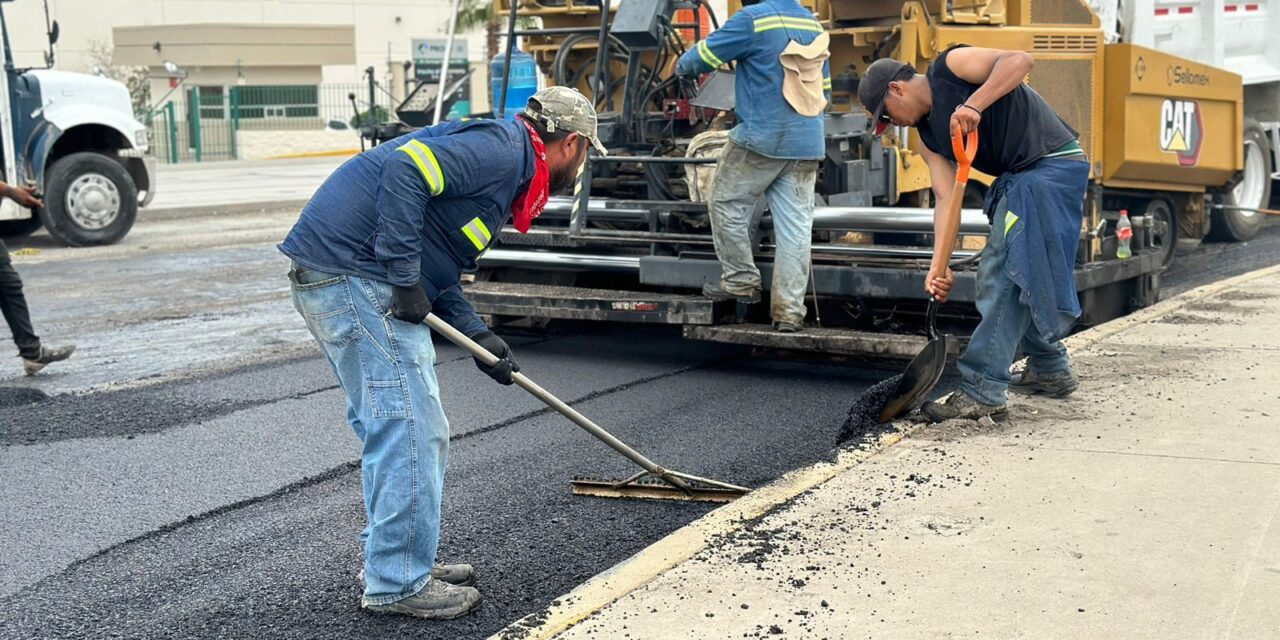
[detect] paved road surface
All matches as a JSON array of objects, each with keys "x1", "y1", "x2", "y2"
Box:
[
  {"x1": 0, "y1": 203, "x2": 1275, "y2": 639},
  {"x1": 148, "y1": 157, "x2": 346, "y2": 212}
]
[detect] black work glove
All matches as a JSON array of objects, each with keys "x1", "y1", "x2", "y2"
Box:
[
  {"x1": 471, "y1": 331, "x2": 520, "y2": 385},
  {"x1": 389, "y1": 284, "x2": 431, "y2": 324}
]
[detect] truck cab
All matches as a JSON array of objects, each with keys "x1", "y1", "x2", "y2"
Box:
[{"x1": 0, "y1": 0, "x2": 155, "y2": 246}]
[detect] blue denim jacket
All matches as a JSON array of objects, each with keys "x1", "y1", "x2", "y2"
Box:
[
  {"x1": 280, "y1": 119, "x2": 534, "y2": 337},
  {"x1": 988, "y1": 156, "x2": 1090, "y2": 342},
  {"x1": 677, "y1": 0, "x2": 829, "y2": 160}
]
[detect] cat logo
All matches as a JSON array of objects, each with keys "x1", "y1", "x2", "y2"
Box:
[{"x1": 1159, "y1": 99, "x2": 1203, "y2": 166}]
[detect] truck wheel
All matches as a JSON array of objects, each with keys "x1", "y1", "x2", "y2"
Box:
[
  {"x1": 39, "y1": 152, "x2": 138, "y2": 247},
  {"x1": 1142, "y1": 199, "x2": 1177, "y2": 268},
  {"x1": 1210, "y1": 119, "x2": 1271, "y2": 242}
]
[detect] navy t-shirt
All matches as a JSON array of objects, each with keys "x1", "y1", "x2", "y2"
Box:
[{"x1": 917, "y1": 46, "x2": 1078, "y2": 175}]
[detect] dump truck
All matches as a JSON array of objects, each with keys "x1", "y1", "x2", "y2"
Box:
[
  {"x1": 379, "y1": 0, "x2": 1250, "y2": 358},
  {"x1": 0, "y1": 0, "x2": 156, "y2": 246},
  {"x1": 1090, "y1": 0, "x2": 1278, "y2": 243}
]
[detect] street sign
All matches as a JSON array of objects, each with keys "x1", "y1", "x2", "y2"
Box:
[{"x1": 412, "y1": 38, "x2": 471, "y2": 119}]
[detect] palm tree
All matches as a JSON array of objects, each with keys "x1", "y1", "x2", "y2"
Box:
[
  {"x1": 454, "y1": 0, "x2": 537, "y2": 62},
  {"x1": 454, "y1": 0, "x2": 501, "y2": 62}
]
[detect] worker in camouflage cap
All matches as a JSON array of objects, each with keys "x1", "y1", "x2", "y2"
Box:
[{"x1": 523, "y1": 86, "x2": 609, "y2": 156}]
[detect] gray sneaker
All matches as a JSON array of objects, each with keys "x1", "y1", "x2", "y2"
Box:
[
  {"x1": 1009, "y1": 368, "x2": 1078, "y2": 398},
  {"x1": 921, "y1": 392, "x2": 1007, "y2": 422},
  {"x1": 22, "y1": 344, "x2": 75, "y2": 376},
  {"x1": 702, "y1": 282, "x2": 760, "y2": 304},
  {"x1": 361, "y1": 578, "x2": 481, "y2": 620},
  {"x1": 359, "y1": 563, "x2": 476, "y2": 588}
]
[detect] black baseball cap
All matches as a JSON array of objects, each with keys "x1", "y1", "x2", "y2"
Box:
[{"x1": 858, "y1": 59, "x2": 914, "y2": 135}]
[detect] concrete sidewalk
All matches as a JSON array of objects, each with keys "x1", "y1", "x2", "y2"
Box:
[
  {"x1": 145, "y1": 155, "x2": 346, "y2": 215},
  {"x1": 502, "y1": 265, "x2": 1280, "y2": 640}
]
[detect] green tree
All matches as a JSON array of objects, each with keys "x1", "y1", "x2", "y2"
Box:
[
  {"x1": 453, "y1": 0, "x2": 538, "y2": 62},
  {"x1": 454, "y1": 0, "x2": 501, "y2": 62}
]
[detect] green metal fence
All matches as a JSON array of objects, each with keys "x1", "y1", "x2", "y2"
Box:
[{"x1": 147, "y1": 83, "x2": 390, "y2": 164}]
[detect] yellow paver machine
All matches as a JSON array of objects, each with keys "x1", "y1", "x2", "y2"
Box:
[{"x1": 457, "y1": 0, "x2": 1245, "y2": 357}]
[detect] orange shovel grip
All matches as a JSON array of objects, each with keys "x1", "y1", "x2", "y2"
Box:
[{"x1": 951, "y1": 129, "x2": 978, "y2": 184}]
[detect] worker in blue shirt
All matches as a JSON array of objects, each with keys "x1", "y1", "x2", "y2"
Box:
[
  {"x1": 676, "y1": 0, "x2": 830, "y2": 332},
  {"x1": 279, "y1": 87, "x2": 606, "y2": 620}
]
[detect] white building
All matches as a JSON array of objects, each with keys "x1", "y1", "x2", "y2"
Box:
[
  {"x1": 5, "y1": 0, "x2": 482, "y2": 85},
  {"x1": 2, "y1": 0, "x2": 491, "y2": 160}
]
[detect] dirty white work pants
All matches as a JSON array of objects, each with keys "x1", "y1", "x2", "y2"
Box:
[{"x1": 708, "y1": 139, "x2": 818, "y2": 325}]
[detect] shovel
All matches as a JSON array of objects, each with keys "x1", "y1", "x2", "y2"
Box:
[
  {"x1": 877, "y1": 128, "x2": 978, "y2": 422},
  {"x1": 424, "y1": 313, "x2": 750, "y2": 503}
]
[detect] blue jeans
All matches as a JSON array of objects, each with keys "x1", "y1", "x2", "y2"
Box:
[
  {"x1": 709, "y1": 139, "x2": 818, "y2": 325},
  {"x1": 958, "y1": 207, "x2": 1071, "y2": 406},
  {"x1": 289, "y1": 265, "x2": 449, "y2": 605}
]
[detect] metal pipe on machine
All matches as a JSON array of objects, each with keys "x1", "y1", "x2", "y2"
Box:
[
  {"x1": 813, "y1": 206, "x2": 991, "y2": 235},
  {"x1": 537, "y1": 197, "x2": 991, "y2": 234},
  {"x1": 478, "y1": 249, "x2": 643, "y2": 272}
]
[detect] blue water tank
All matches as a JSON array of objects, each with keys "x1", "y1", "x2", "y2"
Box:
[{"x1": 490, "y1": 48, "x2": 538, "y2": 120}]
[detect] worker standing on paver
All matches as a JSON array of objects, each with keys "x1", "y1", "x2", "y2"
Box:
[
  {"x1": 676, "y1": 0, "x2": 831, "y2": 333},
  {"x1": 278, "y1": 87, "x2": 606, "y2": 620},
  {"x1": 0, "y1": 181, "x2": 75, "y2": 375},
  {"x1": 857, "y1": 46, "x2": 1087, "y2": 421}
]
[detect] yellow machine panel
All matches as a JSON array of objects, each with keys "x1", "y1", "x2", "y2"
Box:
[{"x1": 1102, "y1": 44, "x2": 1243, "y2": 189}]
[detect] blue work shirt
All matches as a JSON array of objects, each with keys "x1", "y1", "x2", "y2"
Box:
[
  {"x1": 280, "y1": 119, "x2": 535, "y2": 337},
  {"x1": 676, "y1": 0, "x2": 830, "y2": 160}
]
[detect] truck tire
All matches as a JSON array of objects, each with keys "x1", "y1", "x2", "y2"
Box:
[
  {"x1": 39, "y1": 152, "x2": 138, "y2": 247},
  {"x1": 1142, "y1": 198, "x2": 1177, "y2": 268},
  {"x1": 1210, "y1": 119, "x2": 1271, "y2": 242}
]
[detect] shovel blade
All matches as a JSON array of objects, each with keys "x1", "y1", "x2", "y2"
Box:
[{"x1": 877, "y1": 336, "x2": 948, "y2": 423}]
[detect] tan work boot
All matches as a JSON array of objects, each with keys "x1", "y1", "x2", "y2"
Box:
[
  {"x1": 922, "y1": 391, "x2": 1007, "y2": 422},
  {"x1": 359, "y1": 563, "x2": 476, "y2": 588},
  {"x1": 1009, "y1": 367, "x2": 1079, "y2": 398},
  {"x1": 361, "y1": 579, "x2": 482, "y2": 620},
  {"x1": 22, "y1": 344, "x2": 75, "y2": 376}
]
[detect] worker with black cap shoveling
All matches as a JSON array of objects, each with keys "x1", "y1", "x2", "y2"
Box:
[{"x1": 858, "y1": 46, "x2": 1089, "y2": 422}]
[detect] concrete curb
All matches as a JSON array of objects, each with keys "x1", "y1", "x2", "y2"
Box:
[
  {"x1": 140, "y1": 200, "x2": 309, "y2": 222},
  {"x1": 265, "y1": 148, "x2": 359, "y2": 160},
  {"x1": 492, "y1": 261, "x2": 1280, "y2": 640},
  {"x1": 491, "y1": 422, "x2": 926, "y2": 640},
  {"x1": 1064, "y1": 262, "x2": 1280, "y2": 351}
]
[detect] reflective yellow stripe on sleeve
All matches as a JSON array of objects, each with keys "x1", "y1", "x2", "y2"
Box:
[
  {"x1": 396, "y1": 139, "x2": 445, "y2": 196},
  {"x1": 1004, "y1": 211, "x2": 1020, "y2": 238},
  {"x1": 461, "y1": 217, "x2": 492, "y2": 251},
  {"x1": 696, "y1": 40, "x2": 724, "y2": 68},
  {"x1": 753, "y1": 16, "x2": 824, "y2": 33}
]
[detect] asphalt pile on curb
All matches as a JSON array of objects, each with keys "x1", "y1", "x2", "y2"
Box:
[{"x1": 835, "y1": 374, "x2": 902, "y2": 446}]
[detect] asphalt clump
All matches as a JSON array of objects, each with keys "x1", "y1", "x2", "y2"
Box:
[
  {"x1": 0, "y1": 387, "x2": 48, "y2": 408},
  {"x1": 836, "y1": 374, "x2": 903, "y2": 445}
]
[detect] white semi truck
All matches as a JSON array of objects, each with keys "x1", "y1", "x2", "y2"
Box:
[
  {"x1": 1093, "y1": 0, "x2": 1279, "y2": 241},
  {"x1": 0, "y1": 0, "x2": 155, "y2": 246}
]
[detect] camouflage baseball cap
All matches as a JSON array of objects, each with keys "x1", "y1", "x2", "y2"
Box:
[{"x1": 526, "y1": 86, "x2": 608, "y2": 155}]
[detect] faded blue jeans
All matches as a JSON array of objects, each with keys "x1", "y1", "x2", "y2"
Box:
[
  {"x1": 958, "y1": 206, "x2": 1072, "y2": 406},
  {"x1": 289, "y1": 265, "x2": 449, "y2": 605},
  {"x1": 709, "y1": 139, "x2": 818, "y2": 326}
]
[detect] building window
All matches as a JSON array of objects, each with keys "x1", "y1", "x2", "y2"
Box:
[{"x1": 236, "y1": 85, "x2": 320, "y2": 119}]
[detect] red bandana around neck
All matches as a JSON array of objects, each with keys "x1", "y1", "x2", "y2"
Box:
[{"x1": 512, "y1": 119, "x2": 551, "y2": 233}]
